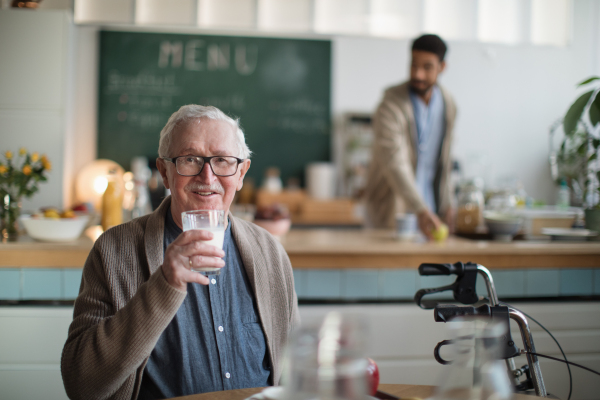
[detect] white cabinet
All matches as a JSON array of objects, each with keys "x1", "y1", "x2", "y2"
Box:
[{"x1": 0, "y1": 307, "x2": 73, "y2": 400}]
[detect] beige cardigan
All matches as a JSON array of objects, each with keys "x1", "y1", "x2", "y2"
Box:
[
  {"x1": 61, "y1": 197, "x2": 300, "y2": 400},
  {"x1": 364, "y1": 82, "x2": 457, "y2": 228}
]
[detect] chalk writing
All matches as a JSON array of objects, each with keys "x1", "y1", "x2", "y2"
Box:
[{"x1": 158, "y1": 40, "x2": 257, "y2": 75}]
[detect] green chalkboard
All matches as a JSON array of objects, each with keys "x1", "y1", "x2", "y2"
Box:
[{"x1": 97, "y1": 30, "x2": 331, "y2": 186}]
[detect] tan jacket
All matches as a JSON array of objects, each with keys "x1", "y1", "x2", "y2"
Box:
[
  {"x1": 364, "y1": 82, "x2": 457, "y2": 228},
  {"x1": 61, "y1": 197, "x2": 300, "y2": 400}
]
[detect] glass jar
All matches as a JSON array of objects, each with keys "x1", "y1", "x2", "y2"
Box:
[{"x1": 456, "y1": 179, "x2": 484, "y2": 234}]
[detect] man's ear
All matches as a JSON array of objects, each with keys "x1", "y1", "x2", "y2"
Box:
[
  {"x1": 156, "y1": 157, "x2": 170, "y2": 190},
  {"x1": 237, "y1": 159, "x2": 251, "y2": 191},
  {"x1": 439, "y1": 60, "x2": 446, "y2": 74}
]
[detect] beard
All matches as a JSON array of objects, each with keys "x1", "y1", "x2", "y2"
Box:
[{"x1": 409, "y1": 80, "x2": 434, "y2": 96}]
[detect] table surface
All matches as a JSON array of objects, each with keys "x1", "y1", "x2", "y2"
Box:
[
  {"x1": 169, "y1": 383, "x2": 540, "y2": 400},
  {"x1": 1, "y1": 227, "x2": 599, "y2": 269}
]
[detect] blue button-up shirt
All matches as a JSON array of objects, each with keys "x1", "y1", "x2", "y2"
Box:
[
  {"x1": 138, "y1": 209, "x2": 271, "y2": 399},
  {"x1": 409, "y1": 85, "x2": 446, "y2": 213}
]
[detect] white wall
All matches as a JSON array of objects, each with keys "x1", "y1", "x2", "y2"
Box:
[
  {"x1": 0, "y1": 10, "x2": 69, "y2": 212},
  {"x1": 332, "y1": 0, "x2": 600, "y2": 203}
]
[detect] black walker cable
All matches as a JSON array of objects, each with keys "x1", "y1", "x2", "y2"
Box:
[
  {"x1": 493, "y1": 300, "x2": 573, "y2": 400},
  {"x1": 520, "y1": 351, "x2": 600, "y2": 377}
]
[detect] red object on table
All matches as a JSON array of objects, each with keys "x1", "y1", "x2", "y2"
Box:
[{"x1": 366, "y1": 357, "x2": 380, "y2": 396}]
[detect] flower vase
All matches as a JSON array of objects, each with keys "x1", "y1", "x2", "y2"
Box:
[{"x1": 2, "y1": 193, "x2": 22, "y2": 242}]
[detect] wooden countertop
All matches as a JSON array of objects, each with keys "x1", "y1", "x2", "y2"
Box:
[
  {"x1": 282, "y1": 229, "x2": 600, "y2": 269},
  {"x1": 1, "y1": 228, "x2": 599, "y2": 269}
]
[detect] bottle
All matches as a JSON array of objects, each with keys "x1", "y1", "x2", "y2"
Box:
[
  {"x1": 101, "y1": 169, "x2": 123, "y2": 231},
  {"x1": 456, "y1": 179, "x2": 485, "y2": 234},
  {"x1": 557, "y1": 179, "x2": 570, "y2": 209},
  {"x1": 263, "y1": 167, "x2": 283, "y2": 193}
]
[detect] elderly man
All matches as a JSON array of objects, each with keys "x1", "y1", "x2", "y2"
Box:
[
  {"x1": 364, "y1": 34, "x2": 457, "y2": 239},
  {"x1": 61, "y1": 105, "x2": 300, "y2": 400}
]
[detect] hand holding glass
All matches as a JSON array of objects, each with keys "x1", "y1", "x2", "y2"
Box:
[{"x1": 181, "y1": 210, "x2": 226, "y2": 275}]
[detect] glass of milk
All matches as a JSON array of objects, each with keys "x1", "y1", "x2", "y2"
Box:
[{"x1": 181, "y1": 209, "x2": 226, "y2": 275}]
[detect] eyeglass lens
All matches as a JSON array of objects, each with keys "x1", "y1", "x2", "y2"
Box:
[{"x1": 176, "y1": 156, "x2": 239, "y2": 176}]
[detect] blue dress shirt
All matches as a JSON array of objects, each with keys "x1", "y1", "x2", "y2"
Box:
[{"x1": 409, "y1": 85, "x2": 446, "y2": 213}]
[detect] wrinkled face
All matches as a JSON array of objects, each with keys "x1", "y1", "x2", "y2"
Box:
[
  {"x1": 157, "y1": 118, "x2": 251, "y2": 228},
  {"x1": 409, "y1": 50, "x2": 445, "y2": 96}
]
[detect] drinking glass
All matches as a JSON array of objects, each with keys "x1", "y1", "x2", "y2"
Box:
[
  {"x1": 181, "y1": 209, "x2": 226, "y2": 275},
  {"x1": 283, "y1": 311, "x2": 369, "y2": 400}
]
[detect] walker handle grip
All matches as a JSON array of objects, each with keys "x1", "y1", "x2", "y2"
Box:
[{"x1": 419, "y1": 262, "x2": 465, "y2": 276}]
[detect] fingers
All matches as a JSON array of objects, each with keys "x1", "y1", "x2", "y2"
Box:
[
  {"x1": 161, "y1": 231, "x2": 225, "y2": 291},
  {"x1": 176, "y1": 230, "x2": 225, "y2": 258},
  {"x1": 188, "y1": 255, "x2": 225, "y2": 270},
  {"x1": 417, "y1": 209, "x2": 442, "y2": 240}
]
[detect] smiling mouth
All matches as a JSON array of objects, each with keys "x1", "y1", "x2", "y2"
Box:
[{"x1": 194, "y1": 191, "x2": 219, "y2": 196}]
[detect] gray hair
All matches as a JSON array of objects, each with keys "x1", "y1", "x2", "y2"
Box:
[{"x1": 158, "y1": 105, "x2": 252, "y2": 159}]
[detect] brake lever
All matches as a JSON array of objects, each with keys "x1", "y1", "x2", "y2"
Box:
[
  {"x1": 414, "y1": 262, "x2": 480, "y2": 309},
  {"x1": 414, "y1": 283, "x2": 457, "y2": 309}
]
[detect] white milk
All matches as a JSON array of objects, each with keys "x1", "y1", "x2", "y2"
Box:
[{"x1": 183, "y1": 226, "x2": 225, "y2": 273}]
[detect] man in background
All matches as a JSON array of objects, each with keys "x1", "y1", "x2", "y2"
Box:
[{"x1": 364, "y1": 34, "x2": 457, "y2": 239}]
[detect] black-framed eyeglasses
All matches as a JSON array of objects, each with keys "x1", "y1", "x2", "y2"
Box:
[{"x1": 162, "y1": 155, "x2": 244, "y2": 177}]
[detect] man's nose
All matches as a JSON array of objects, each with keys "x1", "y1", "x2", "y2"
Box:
[
  {"x1": 413, "y1": 67, "x2": 425, "y2": 79},
  {"x1": 196, "y1": 161, "x2": 217, "y2": 181}
]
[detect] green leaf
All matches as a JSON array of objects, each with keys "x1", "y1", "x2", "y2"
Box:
[
  {"x1": 578, "y1": 76, "x2": 600, "y2": 86},
  {"x1": 564, "y1": 91, "x2": 593, "y2": 135},
  {"x1": 590, "y1": 92, "x2": 600, "y2": 126},
  {"x1": 589, "y1": 153, "x2": 598, "y2": 162}
]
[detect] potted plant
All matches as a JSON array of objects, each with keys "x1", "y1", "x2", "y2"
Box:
[
  {"x1": 561, "y1": 76, "x2": 600, "y2": 232},
  {"x1": 0, "y1": 148, "x2": 51, "y2": 241}
]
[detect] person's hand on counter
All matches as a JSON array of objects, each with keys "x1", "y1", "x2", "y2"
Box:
[
  {"x1": 443, "y1": 207, "x2": 455, "y2": 234},
  {"x1": 417, "y1": 209, "x2": 444, "y2": 241}
]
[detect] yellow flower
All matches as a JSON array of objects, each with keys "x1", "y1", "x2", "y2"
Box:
[
  {"x1": 22, "y1": 165, "x2": 32, "y2": 176},
  {"x1": 31, "y1": 152, "x2": 39, "y2": 162},
  {"x1": 5, "y1": 151, "x2": 13, "y2": 160},
  {"x1": 19, "y1": 147, "x2": 27, "y2": 156},
  {"x1": 0, "y1": 165, "x2": 6, "y2": 174},
  {"x1": 42, "y1": 160, "x2": 52, "y2": 171}
]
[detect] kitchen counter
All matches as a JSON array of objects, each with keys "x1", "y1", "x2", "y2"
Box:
[
  {"x1": 1, "y1": 228, "x2": 599, "y2": 269},
  {"x1": 283, "y1": 229, "x2": 600, "y2": 269}
]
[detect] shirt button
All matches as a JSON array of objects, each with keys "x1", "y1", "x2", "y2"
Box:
[
  {"x1": 218, "y1": 326, "x2": 224, "y2": 332},
  {"x1": 211, "y1": 278, "x2": 216, "y2": 284},
  {"x1": 225, "y1": 372, "x2": 231, "y2": 379}
]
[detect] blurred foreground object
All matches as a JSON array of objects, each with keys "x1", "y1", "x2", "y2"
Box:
[
  {"x1": 428, "y1": 320, "x2": 513, "y2": 400},
  {"x1": 283, "y1": 311, "x2": 369, "y2": 400}
]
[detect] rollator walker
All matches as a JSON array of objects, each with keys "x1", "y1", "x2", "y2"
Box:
[{"x1": 414, "y1": 262, "x2": 548, "y2": 398}]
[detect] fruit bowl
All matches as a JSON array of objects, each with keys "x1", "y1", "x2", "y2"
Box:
[
  {"x1": 253, "y1": 218, "x2": 292, "y2": 237},
  {"x1": 20, "y1": 215, "x2": 90, "y2": 242}
]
